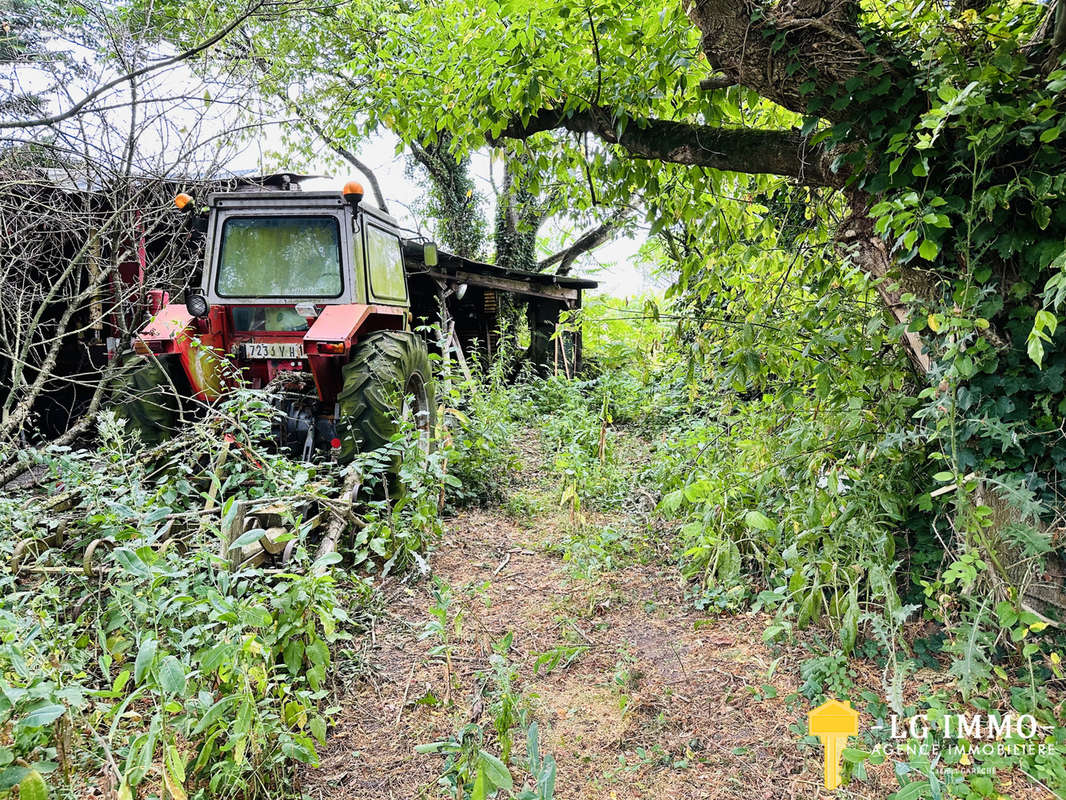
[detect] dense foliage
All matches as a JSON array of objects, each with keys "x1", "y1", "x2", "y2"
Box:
[
  {"x1": 0, "y1": 392, "x2": 452, "y2": 798},
  {"x1": 4, "y1": 0, "x2": 1066, "y2": 797}
]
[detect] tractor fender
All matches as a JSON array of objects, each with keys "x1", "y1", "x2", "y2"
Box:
[
  {"x1": 303, "y1": 304, "x2": 406, "y2": 355},
  {"x1": 133, "y1": 303, "x2": 224, "y2": 402},
  {"x1": 303, "y1": 304, "x2": 407, "y2": 404}
]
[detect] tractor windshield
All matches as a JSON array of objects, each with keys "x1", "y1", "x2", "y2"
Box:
[{"x1": 216, "y1": 216, "x2": 343, "y2": 298}]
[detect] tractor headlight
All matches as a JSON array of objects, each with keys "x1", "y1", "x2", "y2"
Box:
[{"x1": 185, "y1": 288, "x2": 209, "y2": 318}]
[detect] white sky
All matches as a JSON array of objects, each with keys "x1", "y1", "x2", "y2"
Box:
[
  {"x1": 236, "y1": 128, "x2": 666, "y2": 300},
  {"x1": 6, "y1": 42, "x2": 666, "y2": 300}
]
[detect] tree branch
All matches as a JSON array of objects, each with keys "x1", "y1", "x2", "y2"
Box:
[
  {"x1": 303, "y1": 117, "x2": 389, "y2": 211},
  {"x1": 699, "y1": 75, "x2": 736, "y2": 91},
  {"x1": 0, "y1": 2, "x2": 264, "y2": 130},
  {"x1": 408, "y1": 140, "x2": 452, "y2": 187},
  {"x1": 496, "y1": 106, "x2": 841, "y2": 187},
  {"x1": 539, "y1": 208, "x2": 632, "y2": 275}
]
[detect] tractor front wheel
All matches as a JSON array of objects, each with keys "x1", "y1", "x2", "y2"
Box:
[
  {"x1": 335, "y1": 331, "x2": 436, "y2": 465},
  {"x1": 115, "y1": 354, "x2": 182, "y2": 445}
]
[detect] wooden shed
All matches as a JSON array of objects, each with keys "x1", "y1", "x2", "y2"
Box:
[{"x1": 404, "y1": 243, "x2": 598, "y2": 377}]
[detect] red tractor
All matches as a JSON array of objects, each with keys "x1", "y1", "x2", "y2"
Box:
[{"x1": 119, "y1": 180, "x2": 438, "y2": 462}]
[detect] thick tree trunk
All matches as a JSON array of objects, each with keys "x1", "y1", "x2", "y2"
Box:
[
  {"x1": 409, "y1": 133, "x2": 485, "y2": 259},
  {"x1": 494, "y1": 156, "x2": 540, "y2": 273},
  {"x1": 687, "y1": 0, "x2": 903, "y2": 122}
]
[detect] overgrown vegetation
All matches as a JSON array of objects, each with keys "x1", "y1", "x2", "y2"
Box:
[
  {"x1": 5, "y1": 0, "x2": 1066, "y2": 797},
  {"x1": 3, "y1": 288, "x2": 1066, "y2": 797},
  {"x1": 0, "y1": 388, "x2": 448, "y2": 798},
  {"x1": 428, "y1": 293, "x2": 1066, "y2": 798}
]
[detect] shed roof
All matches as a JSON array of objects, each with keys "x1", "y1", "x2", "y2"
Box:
[{"x1": 403, "y1": 241, "x2": 598, "y2": 293}]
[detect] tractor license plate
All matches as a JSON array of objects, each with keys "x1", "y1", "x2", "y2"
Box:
[{"x1": 241, "y1": 341, "x2": 304, "y2": 360}]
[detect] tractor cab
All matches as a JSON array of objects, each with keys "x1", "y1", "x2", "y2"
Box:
[
  {"x1": 125, "y1": 181, "x2": 438, "y2": 461},
  {"x1": 199, "y1": 183, "x2": 416, "y2": 316}
]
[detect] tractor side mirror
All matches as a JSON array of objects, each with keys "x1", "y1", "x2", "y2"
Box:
[
  {"x1": 185, "y1": 287, "x2": 209, "y2": 318},
  {"x1": 423, "y1": 242, "x2": 438, "y2": 267}
]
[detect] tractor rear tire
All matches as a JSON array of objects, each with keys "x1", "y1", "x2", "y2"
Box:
[
  {"x1": 115, "y1": 355, "x2": 181, "y2": 445},
  {"x1": 336, "y1": 331, "x2": 436, "y2": 465}
]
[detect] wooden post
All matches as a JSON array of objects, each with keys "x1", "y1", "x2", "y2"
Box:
[{"x1": 223, "y1": 499, "x2": 248, "y2": 571}]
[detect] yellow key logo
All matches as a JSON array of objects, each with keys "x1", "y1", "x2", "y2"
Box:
[{"x1": 808, "y1": 699, "x2": 859, "y2": 789}]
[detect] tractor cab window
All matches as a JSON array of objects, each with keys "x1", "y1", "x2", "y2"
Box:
[
  {"x1": 216, "y1": 216, "x2": 343, "y2": 298},
  {"x1": 230, "y1": 306, "x2": 309, "y2": 332},
  {"x1": 365, "y1": 224, "x2": 407, "y2": 302}
]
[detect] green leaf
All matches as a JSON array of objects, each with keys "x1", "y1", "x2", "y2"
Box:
[
  {"x1": 310, "y1": 715, "x2": 327, "y2": 745},
  {"x1": 112, "y1": 669, "x2": 131, "y2": 695},
  {"x1": 166, "y1": 745, "x2": 186, "y2": 784},
  {"x1": 526, "y1": 721, "x2": 540, "y2": 773},
  {"x1": 1036, "y1": 309, "x2": 1058, "y2": 336},
  {"x1": 114, "y1": 547, "x2": 151, "y2": 578},
  {"x1": 17, "y1": 769, "x2": 48, "y2": 800},
  {"x1": 744, "y1": 510, "x2": 775, "y2": 531},
  {"x1": 478, "y1": 750, "x2": 513, "y2": 790},
  {"x1": 471, "y1": 763, "x2": 489, "y2": 800},
  {"x1": 191, "y1": 730, "x2": 220, "y2": 774},
  {"x1": 158, "y1": 656, "x2": 186, "y2": 695},
  {"x1": 1035, "y1": 203, "x2": 1052, "y2": 230},
  {"x1": 313, "y1": 551, "x2": 343, "y2": 569},
  {"x1": 842, "y1": 747, "x2": 870, "y2": 764},
  {"x1": 1028, "y1": 331, "x2": 1046, "y2": 368},
  {"x1": 0, "y1": 767, "x2": 30, "y2": 791},
  {"x1": 283, "y1": 640, "x2": 305, "y2": 674},
  {"x1": 163, "y1": 758, "x2": 187, "y2": 800},
  {"x1": 19, "y1": 703, "x2": 66, "y2": 728},
  {"x1": 890, "y1": 782, "x2": 929, "y2": 800},
  {"x1": 537, "y1": 754, "x2": 556, "y2": 800},
  {"x1": 228, "y1": 529, "x2": 266, "y2": 550},
  {"x1": 243, "y1": 605, "x2": 273, "y2": 627},
  {"x1": 306, "y1": 637, "x2": 330, "y2": 667},
  {"x1": 134, "y1": 638, "x2": 157, "y2": 685},
  {"x1": 193, "y1": 695, "x2": 236, "y2": 733},
  {"x1": 918, "y1": 239, "x2": 939, "y2": 260}
]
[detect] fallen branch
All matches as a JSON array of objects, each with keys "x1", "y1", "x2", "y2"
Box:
[{"x1": 314, "y1": 467, "x2": 363, "y2": 574}]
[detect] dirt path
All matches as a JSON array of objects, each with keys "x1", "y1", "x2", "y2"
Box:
[{"x1": 300, "y1": 437, "x2": 1048, "y2": 800}]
